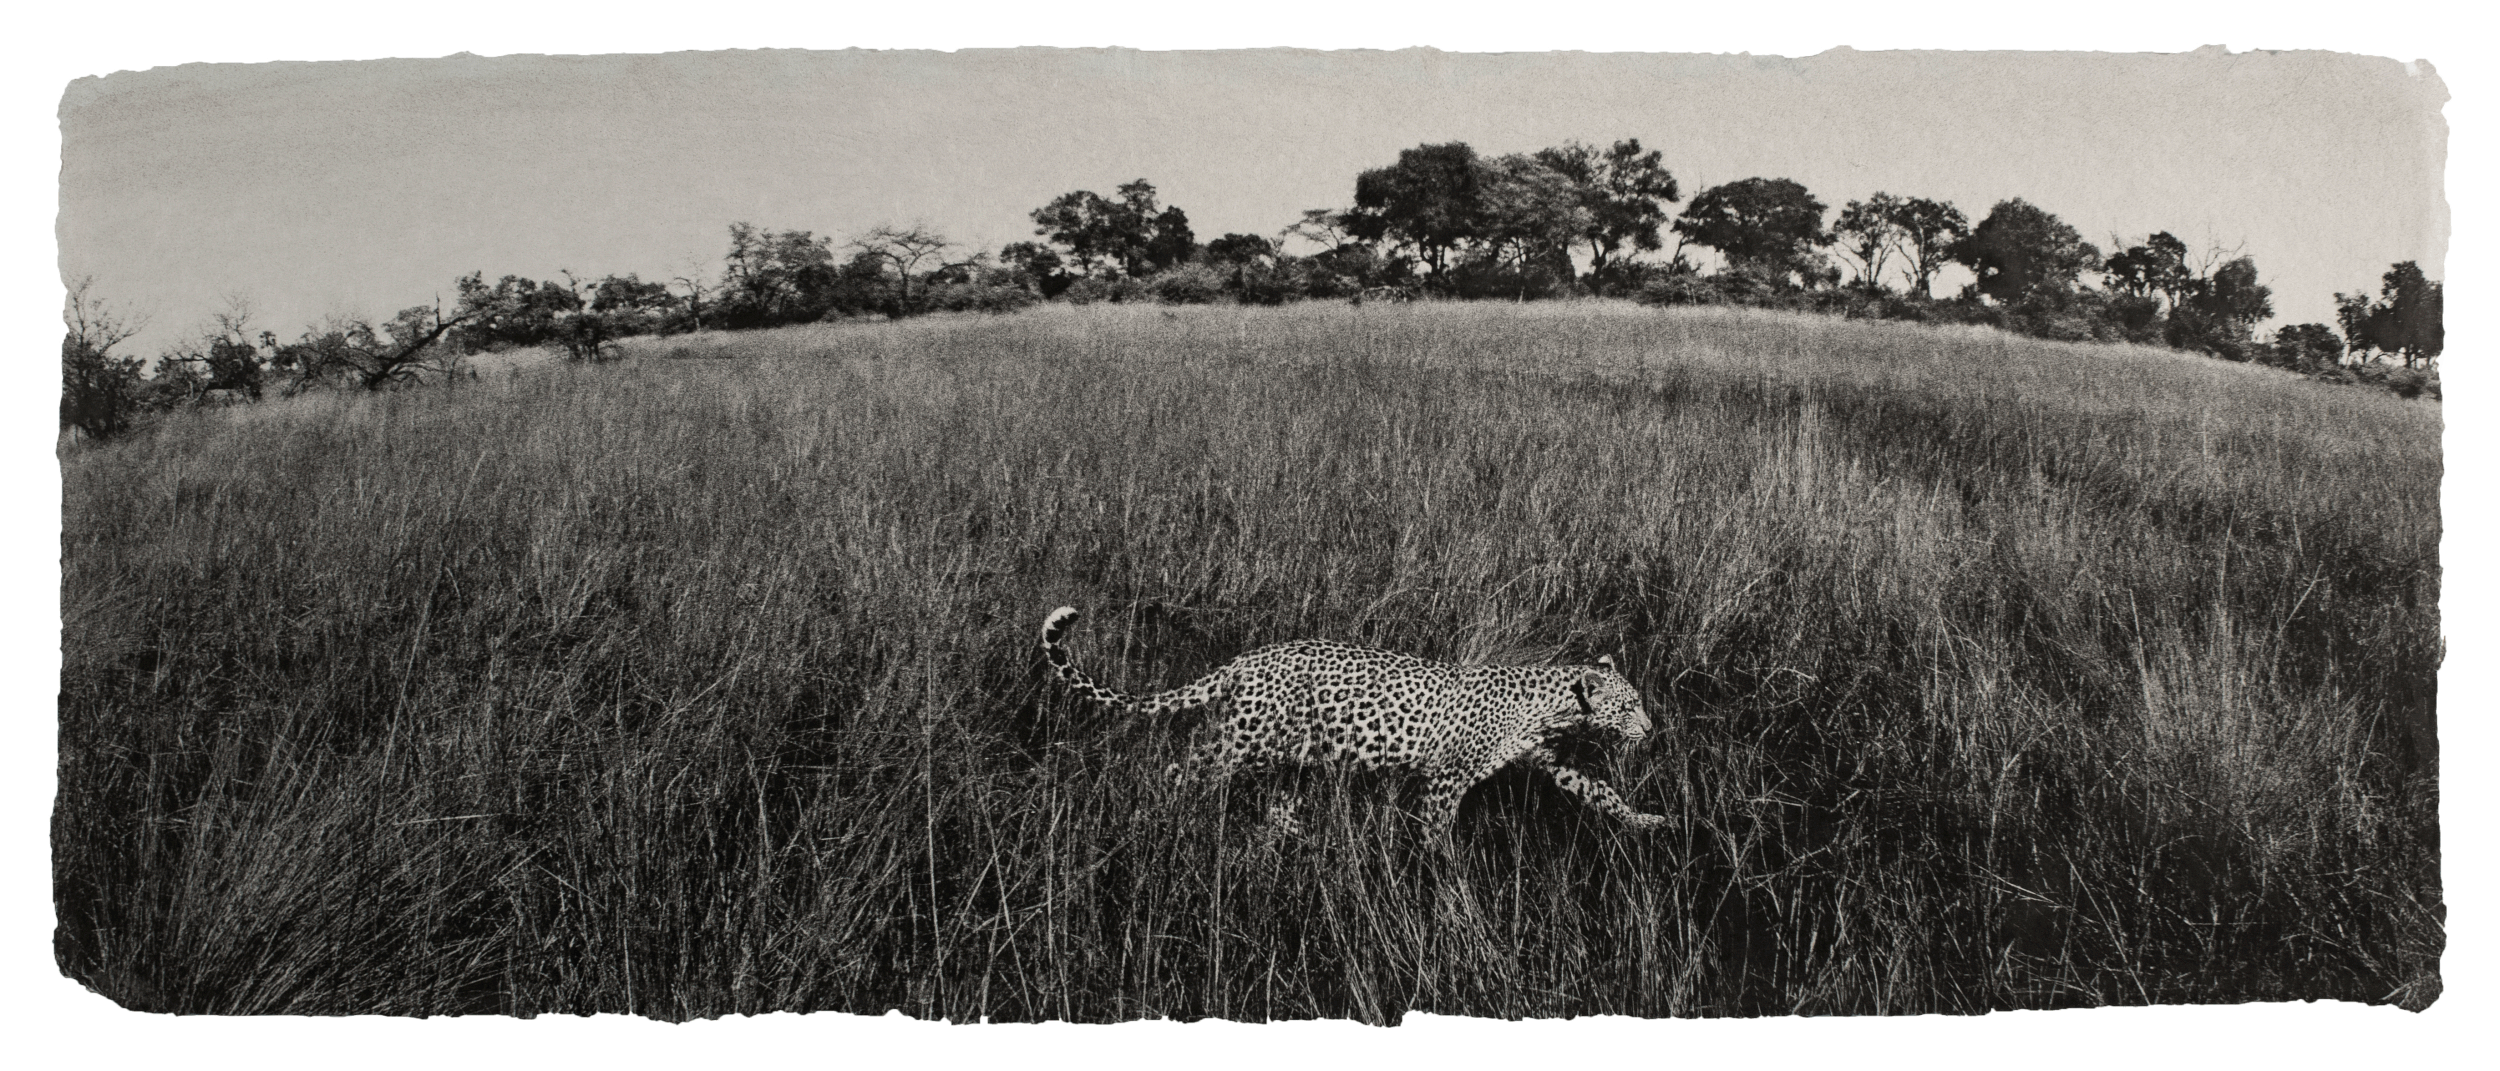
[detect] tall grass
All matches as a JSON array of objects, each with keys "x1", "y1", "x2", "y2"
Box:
[{"x1": 57, "y1": 301, "x2": 2441, "y2": 1018}]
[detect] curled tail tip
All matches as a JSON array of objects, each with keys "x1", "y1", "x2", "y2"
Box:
[{"x1": 1041, "y1": 606, "x2": 1081, "y2": 643}]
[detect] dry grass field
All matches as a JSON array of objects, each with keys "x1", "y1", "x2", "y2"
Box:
[{"x1": 56, "y1": 300, "x2": 2441, "y2": 1018}]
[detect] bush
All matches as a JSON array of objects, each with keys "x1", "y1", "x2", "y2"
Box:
[
  {"x1": 1710, "y1": 265, "x2": 1795, "y2": 307},
  {"x1": 1633, "y1": 272, "x2": 1725, "y2": 307},
  {"x1": 1295, "y1": 268, "x2": 1363, "y2": 303},
  {"x1": 922, "y1": 282, "x2": 1042, "y2": 315},
  {"x1": 2264, "y1": 323, "x2": 2346, "y2": 373},
  {"x1": 2105, "y1": 294, "x2": 2161, "y2": 335},
  {"x1": 1303, "y1": 243, "x2": 1408, "y2": 296},
  {"x1": 2328, "y1": 361, "x2": 2439, "y2": 400},
  {"x1": 1152, "y1": 264, "x2": 1228, "y2": 305},
  {"x1": 1447, "y1": 257, "x2": 1572, "y2": 301},
  {"x1": 1587, "y1": 259, "x2": 1675, "y2": 297},
  {"x1": 1062, "y1": 276, "x2": 1157, "y2": 305},
  {"x1": 2386, "y1": 367, "x2": 2437, "y2": 399},
  {"x1": 1996, "y1": 289, "x2": 2111, "y2": 344},
  {"x1": 1226, "y1": 262, "x2": 1304, "y2": 306},
  {"x1": 1800, "y1": 285, "x2": 1910, "y2": 321},
  {"x1": 62, "y1": 335, "x2": 149, "y2": 439}
]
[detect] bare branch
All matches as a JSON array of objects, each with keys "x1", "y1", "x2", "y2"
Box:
[{"x1": 64, "y1": 275, "x2": 146, "y2": 355}]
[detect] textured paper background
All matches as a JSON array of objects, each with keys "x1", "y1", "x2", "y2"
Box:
[{"x1": 14, "y1": 3, "x2": 2487, "y2": 1068}]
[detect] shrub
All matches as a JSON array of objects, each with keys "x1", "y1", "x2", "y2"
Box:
[
  {"x1": 1062, "y1": 276, "x2": 1157, "y2": 305},
  {"x1": 1295, "y1": 268, "x2": 1363, "y2": 302},
  {"x1": 2338, "y1": 361, "x2": 2442, "y2": 399},
  {"x1": 1447, "y1": 257, "x2": 1571, "y2": 301},
  {"x1": 922, "y1": 282, "x2": 1042, "y2": 315},
  {"x1": 1633, "y1": 272, "x2": 1724, "y2": 307},
  {"x1": 2266, "y1": 323, "x2": 2347, "y2": 372},
  {"x1": 1586, "y1": 259, "x2": 1675, "y2": 297},
  {"x1": 2385, "y1": 367, "x2": 2436, "y2": 399},
  {"x1": 2105, "y1": 294, "x2": 2162, "y2": 335},
  {"x1": 62, "y1": 335, "x2": 149, "y2": 438},
  {"x1": 1152, "y1": 264, "x2": 1228, "y2": 305},
  {"x1": 1226, "y1": 261, "x2": 1304, "y2": 306},
  {"x1": 1709, "y1": 265, "x2": 1795, "y2": 307},
  {"x1": 1801, "y1": 285, "x2": 1904, "y2": 321}
]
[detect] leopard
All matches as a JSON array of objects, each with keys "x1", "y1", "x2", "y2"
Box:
[{"x1": 1038, "y1": 606, "x2": 1668, "y2": 838}]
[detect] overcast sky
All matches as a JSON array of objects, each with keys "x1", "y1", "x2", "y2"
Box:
[{"x1": 56, "y1": 46, "x2": 2444, "y2": 354}]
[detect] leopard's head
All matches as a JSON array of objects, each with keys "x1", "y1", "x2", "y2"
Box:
[{"x1": 1572, "y1": 655, "x2": 1653, "y2": 748}]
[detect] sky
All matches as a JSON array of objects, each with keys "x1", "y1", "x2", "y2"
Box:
[{"x1": 57, "y1": 46, "x2": 2447, "y2": 357}]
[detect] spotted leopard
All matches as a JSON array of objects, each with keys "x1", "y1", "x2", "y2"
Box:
[{"x1": 1039, "y1": 606, "x2": 1667, "y2": 837}]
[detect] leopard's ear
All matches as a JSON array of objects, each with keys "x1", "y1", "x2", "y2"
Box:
[{"x1": 1597, "y1": 654, "x2": 1618, "y2": 673}]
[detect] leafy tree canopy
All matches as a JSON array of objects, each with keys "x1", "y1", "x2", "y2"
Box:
[
  {"x1": 2337, "y1": 260, "x2": 2443, "y2": 368},
  {"x1": 1886, "y1": 197, "x2": 1969, "y2": 299},
  {"x1": 1952, "y1": 199, "x2": 2100, "y2": 304},
  {"x1": 1204, "y1": 233, "x2": 1278, "y2": 265},
  {"x1": 1030, "y1": 180, "x2": 1197, "y2": 279},
  {"x1": 2103, "y1": 232, "x2": 2192, "y2": 306},
  {"x1": 1833, "y1": 193, "x2": 1906, "y2": 289},
  {"x1": 1344, "y1": 142, "x2": 1487, "y2": 279},
  {"x1": 1532, "y1": 139, "x2": 1680, "y2": 283},
  {"x1": 1672, "y1": 178, "x2": 1831, "y2": 282},
  {"x1": 2268, "y1": 322, "x2": 2345, "y2": 371}
]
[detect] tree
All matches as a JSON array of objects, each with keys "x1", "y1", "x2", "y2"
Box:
[
  {"x1": 1280, "y1": 209, "x2": 1400, "y2": 294},
  {"x1": 1466, "y1": 152, "x2": 1589, "y2": 293},
  {"x1": 1672, "y1": 177, "x2": 1831, "y2": 285},
  {"x1": 1833, "y1": 193, "x2": 1907, "y2": 289},
  {"x1": 998, "y1": 241, "x2": 1069, "y2": 297},
  {"x1": 1952, "y1": 199, "x2": 2100, "y2": 304},
  {"x1": 2166, "y1": 255, "x2": 2273, "y2": 358},
  {"x1": 1282, "y1": 208, "x2": 1359, "y2": 253},
  {"x1": 2267, "y1": 322, "x2": 2345, "y2": 371},
  {"x1": 159, "y1": 295, "x2": 271, "y2": 402},
  {"x1": 1029, "y1": 191, "x2": 1121, "y2": 278},
  {"x1": 1344, "y1": 142, "x2": 1487, "y2": 282},
  {"x1": 1886, "y1": 197, "x2": 1968, "y2": 299},
  {"x1": 543, "y1": 271, "x2": 677, "y2": 361},
  {"x1": 1203, "y1": 232, "x2": 1277, "y2": 288},
  {"x1": 668, "y1": 270, "x2": 711, "y2": 332},
  {"x1": 2337, "y1": 261, "x2": 2443, "y2": 368},
  {"x1": 2103, "y1": 232, "x2": 2193, "y2": 310},
  {"x1": 1130, "y1": 183, "x2": 1199, "y2": 275},
  {"x1": 1030, "y1": 180, "x2": 1195, "y2": 279},
  {"x1": 453, "y1": 272, "x2": 582, "y2": 350},
  {"x1": 1533, "y1": 139, "x2": 1681, "y2": 289},
  {"x1": 850, "y1": 223, "x2": 955, "y2": 313},
  {"x1": 1205, "y1": 232, "x2": 1277, "y2": 267},
  {"x1": 273, "y1": 304, "x2": 473, "y2": 391},
  {"x1": 719, "y1": 222, "x2": 838, "y2": 327},
  {"x1": 2198, "y1": 256, "x2": 2273, "y2": 328},
  {"x1": 589, "y1": 273, "x2": 671, "y2": 315},
  {"x1": 60, "y1": 276, "x2": 148, "y2": 439}
]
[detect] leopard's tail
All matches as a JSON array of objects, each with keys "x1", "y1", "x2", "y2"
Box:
[{"x1": 1040, "y1": 606, "x2": 1233, "y2": 716}]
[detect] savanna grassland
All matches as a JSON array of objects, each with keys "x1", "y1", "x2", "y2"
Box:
[{"x1": 56, "y1": 301, "x2": 2441, "y2": 1019}]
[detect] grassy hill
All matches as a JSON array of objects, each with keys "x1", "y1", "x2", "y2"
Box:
[{"x1": 56, "y1": 300, "x2": 2441, "y2": 1018}]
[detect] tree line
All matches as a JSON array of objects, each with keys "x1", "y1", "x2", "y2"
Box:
[{"x1": 62, "y1": 137, "x2": 2445, "y2": 439}]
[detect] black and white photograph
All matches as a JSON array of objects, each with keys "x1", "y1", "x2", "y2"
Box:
[{"x1": 17, "y1": 4, "x2": 2489, "y2": 1059}]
